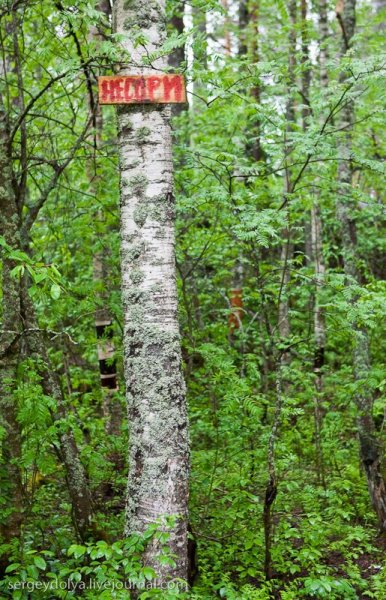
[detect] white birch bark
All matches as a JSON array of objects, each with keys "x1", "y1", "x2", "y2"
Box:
[
  {"x1": 113, "y1": 0, "x2": 189, "y2": 582},
  {"x1": 318, "y1": 0, "x2": 329, "y2": 87}
]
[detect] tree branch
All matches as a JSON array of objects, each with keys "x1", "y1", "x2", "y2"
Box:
[
  {"x1": 20, "y1": 116, "x2": 93, "y2": 237},
  {"x1": 10, "y1": 58, "x2": 94, "y2": 143}
]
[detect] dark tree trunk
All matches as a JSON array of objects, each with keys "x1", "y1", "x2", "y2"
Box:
[
  {"x1": 239, "y1": 0, "x2": 249, "y2": 57},
  {"x1": 168, "y1": 1, "x2": 186, "y2": 118},
  {"x1": 336, "y1": 0, "x2": 386, "y2": 532},
  {"x1": 0, "y1": 94, "x2": 23, "y2": 571},
  {"x1": 18, "y1": 276, "x2": 94, "y2": 541},
  {"x1": 193, "y1": 1, "x2": 207, "y2": 107}
]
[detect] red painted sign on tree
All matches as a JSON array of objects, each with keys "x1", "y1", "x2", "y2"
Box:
[{"x1": 98, "y1": 74, "x2": 186, "y2": 105}]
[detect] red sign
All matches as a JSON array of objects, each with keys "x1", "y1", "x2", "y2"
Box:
[{"x1": 98, "y1": 74, "x2": 186, "y2": 105}]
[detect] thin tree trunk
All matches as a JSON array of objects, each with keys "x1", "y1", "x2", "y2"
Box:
[
  {"x1": 113, "y1": 0, "x2": 189, "y2": 582},
  {"x1": 263, "y1": 365, "x2": 283, "y2": 579},
  {"x1": 309, "y1": 0, "x2": 330, "y2": 487},
  {"x1": 89, "y1": 0, "x2": 122, "y2": 438},
  {"x1": 0, "y1": 89, "x2": 23, "y2": 568},
  {"x1": 301, "y1": 0, "x2": 311, "y2": 127},
  {"x1": 239, "y1": 1, "x2": 264, "y2": 161},
  {"x1": 193, "y1": 2, "x2": 207, "y2": 106},
  {"x1": 230, "y1": 1, "x2": 263, "y2": 340},
  {"x1": 278, "y1": 234, "x2": 292, "y2": 367},
  {"x1": 263, "y1": 1, "x2": 298, "y2": 579},
  {"x1": 221, "y1": 0, "x2": 232, "y2": 56},
  {"x1": 193, "y1": 4, "x2": 207, "y2": 70},
  {"x1": 249, "y1": 0, "x2": 263, "y2": 162},
  {"x1": 319, "y1": 0, "x2": 329, "y2": 87},
  {"x1": 311, "y1": 204, "x2": 326, "y2": 486},
  {"x1": 18, "y1": 273, "x2": 94, "y2": 541},
  {"x1": 94, "y1": 254, "x2": 120, "y2": 424},
  {"x1": 278, "y1": 0, "x2": 297, "y2": 369},
  {"x1": 169, "y1": 2, "x2": 185, "y2": 71},
  {"x1": 239, "y1": 0, "x2": 249, "y2": 57},
  {"x1": 168, "y1": 1, "x2": 186, "y2": 118},
  {"x1": 336, "y1": 0, "x2": 386, "y2": 532},
  {"x1": 298, "y1": 0, "x2": 326, "y2": 485}
]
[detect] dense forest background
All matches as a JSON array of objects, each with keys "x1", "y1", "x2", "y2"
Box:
[{"x1": 0, "y1": 0, "x2": 385, "y2": 598}]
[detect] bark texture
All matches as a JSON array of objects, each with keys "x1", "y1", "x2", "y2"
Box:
[
  {"x1": 21, "y1": 312, "x2": 94, "y2": 541},
  {"x1": 311, "y1": 203, "x2": 326, "y2": 485},
  {"x1": 238, "y1": 0, "x2": 249, "y2": 57},
  {"x1": 0, "y1": 89, "x2": 23, "y2": 559},
  {"x1": 318, "y1": 0, "x2": 329, "y2": 86},
  {"x1": 113, "y1": 0, "x2": 189, "y2": 582},
  {"x1": 337, "y1": 0, "x2": 386, "y2": 532}
]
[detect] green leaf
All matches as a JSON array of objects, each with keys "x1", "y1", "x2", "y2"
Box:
[
  {"x1": 34, "y1": 556, "x2": 47, "y2": 570},
  {"x1": 5, "y1": 562, "x2": 20, "y2": 573},
  {"x1": 27, "y1": 564, "x2": 40, "y2": 578},
  {"x1": 50, "y1": 283, "x2": 61, "y2": 300},
  {"x1": 143, "y1": 566, "x2": 156, "y2": 581},
  {"x1": 68, "y1": 544, "x2": 87, "y2": 559}
]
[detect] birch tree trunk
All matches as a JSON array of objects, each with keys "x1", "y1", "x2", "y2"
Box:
[
  {"x1": 319, "y1": 0, "x2": 329, "y2": 87},
  {"x1": 113, "y1": 0, "x2": 189, "y2": 582},
  {"x1": 336, "y1": 0, "x2": 386, "y2": 532}
]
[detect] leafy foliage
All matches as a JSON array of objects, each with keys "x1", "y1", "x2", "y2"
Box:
[{"x1": 0, "y1": 0, "x2": 385, "y2": 599}]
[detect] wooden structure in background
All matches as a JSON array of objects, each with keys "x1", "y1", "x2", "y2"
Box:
[{"x1": 228, "y1": 288, "x2": 243, "y2": 331}]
